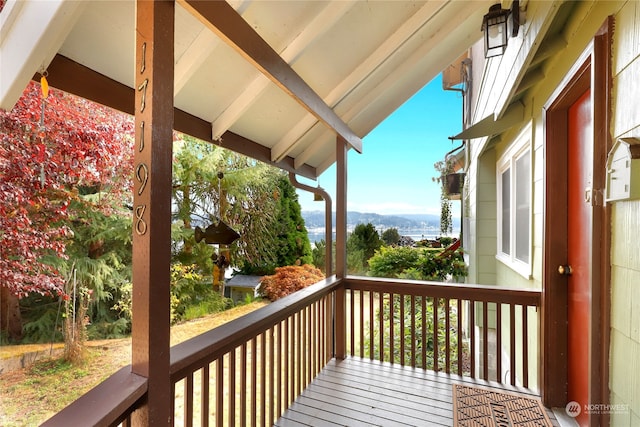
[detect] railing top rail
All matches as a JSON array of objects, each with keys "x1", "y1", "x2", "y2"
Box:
[
  {"x1": 170, "y1": 275, "x2": 342, "y2": 380},
  {"x1": 40, "y1": 366, "x2": 147, "y2": 427},
  {"x1": 344, "y1": 276, "x2": 541, "y2": 307}
]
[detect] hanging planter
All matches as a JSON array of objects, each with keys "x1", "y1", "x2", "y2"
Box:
[{"x1": 444, "y1": 172, "x2": 465, "y2": 199}]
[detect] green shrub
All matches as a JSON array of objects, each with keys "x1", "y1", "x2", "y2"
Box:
[
  {"x1": 368, "y1": 246, "x2": 467, "y2": 281},
  {"x1": 170, "y1": 264, "x2": 228, "y2": 323}
]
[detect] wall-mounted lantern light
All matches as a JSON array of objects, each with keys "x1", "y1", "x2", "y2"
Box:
[{"x1": 482, "y1": 1, "x2": 520, "y2": 58}]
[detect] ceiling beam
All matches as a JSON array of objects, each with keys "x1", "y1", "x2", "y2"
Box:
[
  {"x1": 210, "y1": 0, "x2": 357, "y2": 142},
  {"x1": 340, "y1": 3, "x2": 488, "y2": 132},
  {"x1": 38, "y1": 54, "x2": 317, "y2": 180},
  {"x1": 294, "y1": 1, "x2": 490, "y2": 172},
  {"x1": 274, "y1": 0, "x2": 451, "y2": 165},
  {"x1": 177, "y1": 0, "x2": 363, "y2": 154}
]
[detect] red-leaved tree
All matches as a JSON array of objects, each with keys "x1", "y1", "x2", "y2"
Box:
[{"x1": 0, "y1": 81, "x2": 133, "y2": 339}]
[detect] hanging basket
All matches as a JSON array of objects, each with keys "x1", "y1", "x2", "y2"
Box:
[{"x1": 444, "y1": 173, "x2": 465, "y2": 199}]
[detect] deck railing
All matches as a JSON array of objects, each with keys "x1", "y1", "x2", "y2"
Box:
[
  {"x1": 343, "y1": 276, "x2": 541, "y2": 387},
  {"x1": 42, "y1": 275, "x2": 541, "y2": 426},
  {"x1": 169, "y1": 277, "x2": 339, "y2": 427}
]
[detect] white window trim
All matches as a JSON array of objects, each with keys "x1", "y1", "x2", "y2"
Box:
[{"x1": 496, "y1": 122, "x2": 533, "y2": 279}]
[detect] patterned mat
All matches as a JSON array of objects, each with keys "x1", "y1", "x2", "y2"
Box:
[{"x1": 452, "y1": 384, "x2": 553, "y2": 427}]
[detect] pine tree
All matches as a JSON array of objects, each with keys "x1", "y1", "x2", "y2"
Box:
[{"x1": 272, "y1": 175, "x2": 313, "y2": 269}]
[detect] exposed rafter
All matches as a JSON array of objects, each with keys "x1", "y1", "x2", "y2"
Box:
[
  {"x1": 293, "y1": 1, "x2": 488, "y2": 170},
  {"x1": 271, "y1": 0, "x2": 449, "y2": 163},
  {"x1": 210, "y1": 0, "x2": 357, "y2": 142},
  {"x1": 174, "y1": 28, "x2": 218, "y2": 96},
  {"x1": 178, "y1": 0, "x2": 363, "y2": 153}
]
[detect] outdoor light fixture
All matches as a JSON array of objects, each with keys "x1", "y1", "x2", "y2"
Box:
[{"x1": 482, "y1": 1, "x2": 520, "y2": 58}]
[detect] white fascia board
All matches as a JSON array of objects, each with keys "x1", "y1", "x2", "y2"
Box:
[
  {"x1": 0, "y1": 0, "x2": 84, "y2": 111},
  {"x1": 492, "y1": 0, "x2": 561, "y2": 119}
]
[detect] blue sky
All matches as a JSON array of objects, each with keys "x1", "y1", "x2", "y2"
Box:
[{"x1": 296, "y1": 75, "x2": 463, "y2": 217}]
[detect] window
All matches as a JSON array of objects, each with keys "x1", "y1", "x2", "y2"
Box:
[{"x1": 497, "y1": 125, "x2": 532, "y2": 277}]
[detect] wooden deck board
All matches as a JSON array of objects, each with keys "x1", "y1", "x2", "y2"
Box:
[{"x1": 275, "y1": 357, "x2": 559, "y2": 427}]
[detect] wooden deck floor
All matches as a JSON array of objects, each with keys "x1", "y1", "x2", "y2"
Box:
[{"x1": 276, "y1": 357, "x2": 559, "y2": 427}]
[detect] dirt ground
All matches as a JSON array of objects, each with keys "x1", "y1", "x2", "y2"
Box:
[{"x1": 0, "y1": 301, "x2": 268, "y2": 427}]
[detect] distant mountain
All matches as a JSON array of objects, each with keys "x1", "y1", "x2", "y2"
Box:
[{"x1": 301, "y1": 210, "x2": 459, "y2": 231}]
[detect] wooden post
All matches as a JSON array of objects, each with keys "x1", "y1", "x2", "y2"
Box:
[
  {"x1": 131, "y1": 1, "x2": 174, "y2": 425},
  {"x1": 334, "y1": 136, "x2": 348, "y2": 359}
]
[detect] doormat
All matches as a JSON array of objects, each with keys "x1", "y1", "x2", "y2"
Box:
[{"x1": 452, "y1": 384, "x2": 553, "y2": 426}]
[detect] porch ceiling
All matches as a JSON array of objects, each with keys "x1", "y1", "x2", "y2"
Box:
[{"x1": 0, "y1": 0, "x2": 493, "y2": 179}]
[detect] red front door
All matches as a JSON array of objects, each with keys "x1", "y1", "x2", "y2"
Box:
[{"x1": 567, "y1": 88, "x2": 592, "y2": 426}]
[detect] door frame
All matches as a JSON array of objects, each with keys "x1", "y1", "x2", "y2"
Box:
[{"x1": 541, "y1": 17, "x2": 612, "y2": 424}]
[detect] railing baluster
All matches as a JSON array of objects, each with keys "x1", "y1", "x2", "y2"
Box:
[
  {"x1": 496, "y1": 303, "x2": 502, "y2": 383},
  {"x1": 202, "y1": 364, "x2": 210, "y2": 427},
  {"x1": 379, "y1": 292, "x2": 384, "y2": 362},
  {"x1": 319, "y1": 297, "x2": 325, "y2": 367},
  {"x1": 410, "y1": 295, "x2": 416, "y2": 368},
  {"x1": 359, "y1": 290, "x2": 365, "y2": 359},
  {"x1": 267, "y1": 322, "x2": 283, "y2": 425},
  {"x1": 457, "y1": 299, "x2": 462, "y2": 375},
  {"x1": 349, "y1": 288, "x2": 355, "y2": 356},
  {"x1": 482, "y1": 301, "x2": 488, "y2": 380},
  {"x1": 290, "y1": 315, "x2": 295, "y2": 409},
  {"x1": 369, "y1": 290, "x2": 374, "y2": 360},
  {"x1": 240, "y1": 343, "x2": 247, "y2": 427},
  {"x1": 290, "y1": 314, "x2": 296, "y2": 408},
  {"x1": 308, "y1": 304, "x2": 313, "y2": 385},
  {"x1": 302, "y1": 308, "x2": 306, "y2": 390},
  {"x1": 510, "y1": 304, "x2": 516, "y2": 386},
  {"x1": 313, "y1": 301, "x2": 318, "y2": 375},
  {"x1": 216, "y1": 358, "x2": 223, "y2": 427},
  {"x1": 399, "y1": 293, "x2": 405, "y2": 365},
  {"x1": 250, "y1": 338, "x2": 257, "y2": 427},
  {"x1": 522, "y1": 305, "x2": 529, "y2": 388},
  {"x1": 445, "y1": 298, "x2": 450, "y2": 374},
  {"x1": 229, "y1": 349, "x2": 236, "y2": 427},
  {"x1": 298, "y1": 309, "x2": 303, "y2": 396},
  {"x1": 279, "y1": 320, "x2": 285, "y2": 421},
  {"x1": 421, "y1": 296, "x2": 427, "y2": 370},
  {"x1": 389, "y1": 292, "x2": 394, "y2": 364},
  {"x1": 310, "y1": 302, "x2": 316, "y2": 380},
  {"x1": 259, "y1": 333, "x2": 266, "y2": 427},
  {"x1": 470, "y1": 300, "x2": 475, "y2": 378},
  {"x1": 433, "y1": 297, "x2": 439, "y2": 372}
]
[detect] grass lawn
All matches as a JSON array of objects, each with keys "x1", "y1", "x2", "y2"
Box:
[{"x1": 0, "y1": 301, "x2": 268, "y2": 427}]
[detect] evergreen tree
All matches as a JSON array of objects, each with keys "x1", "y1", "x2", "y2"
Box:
[
  {"x1": 272, "y1": 175, "x2": 313, "y2": 269},
  {"x1": 172, "y1": 136, "x2": 281, "y2": 276},
  {"x1": 381, "y1": 228, "x2": 401, "y2": 246},
  {"x1": 347, "y1": 223, "x2": 382, "y2": 272}
]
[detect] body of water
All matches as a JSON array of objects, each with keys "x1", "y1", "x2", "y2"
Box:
[{"x1": 307, "y1": 228, "x2": 459, "y2": 245}]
